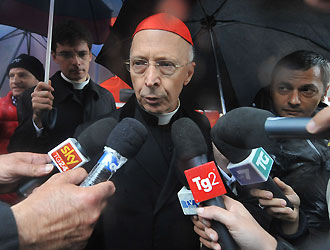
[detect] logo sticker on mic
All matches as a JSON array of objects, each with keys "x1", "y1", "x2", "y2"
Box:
[
  {"x1": 48, "y1": 138, "x2": 88, "y2": 172},
  {"x1": 184, "y1": 161, "x2": 227, "y2": 203},
  {"x1": 228, "y1": 147, "x2": 273, "y2": 186}
]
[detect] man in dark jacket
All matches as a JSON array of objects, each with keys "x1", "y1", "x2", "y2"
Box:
[
  {"x1": 91, "y1": 13, "x2": 211, "y2": 250},
  {"x1": 8, "y1": 21, "x2": 115, "y2": 153},
  {"x1": 254, "y1": 50, "x2": 330, "y2": 243}
]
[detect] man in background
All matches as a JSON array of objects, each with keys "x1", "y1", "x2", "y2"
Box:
[
  {"x1": 254, "y1": 50, "x2": 330, "y2": 242},
  {"x1": 0, "y1": 54, "x2": 44, "y2": 154},
  {"x1": 8, "y1": 20, "x2": 115, "y2": 153}
]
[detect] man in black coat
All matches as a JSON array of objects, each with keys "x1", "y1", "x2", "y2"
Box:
[
  {"x1": 253, "y1": 50, "x2": 330, "y2": 244},
  {"x1": 8, "y1": 21, "x2": 115, "y2": 153},
  {"x1": 92, "y1": 13, "x2": 211, "y2": 250}
]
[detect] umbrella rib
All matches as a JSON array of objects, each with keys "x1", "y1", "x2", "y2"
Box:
[
  {"x1": 211, "y1": 0, "x2": 227, "y2": 17},
  {"x1": 0, "y1": 29, "x2": 25, "y2": 41},
  {"x1": 30, "y1": 33, "x2": 47, "y2": 49}
]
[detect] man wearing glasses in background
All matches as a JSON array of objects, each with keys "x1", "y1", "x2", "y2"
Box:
[
  {"x1": 91, "y1": 13, "x2": 211, "y2": 250},
  {"x1": 8, "y1": 20, "x2": 115, "y2": 153}
]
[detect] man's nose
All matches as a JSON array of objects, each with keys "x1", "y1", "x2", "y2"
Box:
[
  {"x1": 10, "y1": 75, "x2": 19, "y2": 83},
  {"x1": 288, "y1": 90, "x2": 301, "y2": 106},
  {"x1": 144, "y1": 64, "x2": 160, "y2": 87},
  {"x1": 72, "y1": 54, "x2": 81, "y2": 65}
]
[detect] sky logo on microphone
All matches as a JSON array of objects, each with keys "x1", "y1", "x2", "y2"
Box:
[
  {"x1": 228, "y1": 147, "x2": 273, "y2": 186},
  {"x1": 48, "y1": 138, "x2": 88, "y2": 172}
]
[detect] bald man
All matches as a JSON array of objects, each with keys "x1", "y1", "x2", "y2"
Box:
[{"x1": 93, "y1": 13, "x2": 212, "y2": 250}]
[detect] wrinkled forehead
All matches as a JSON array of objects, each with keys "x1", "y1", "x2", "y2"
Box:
[{"x1": 9, "y1": 67, "x2": 33, "y2": 75}]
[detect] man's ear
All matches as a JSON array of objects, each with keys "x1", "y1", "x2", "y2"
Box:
[
  {"x1": 183, "y1": 62, "x2": 196, "y2": 86},
  {"x1": 325, "y1": 84, "x2": 330, "y2": 96},
  {"x1": 322, "y1": 84, "x2": 330, "y2": 102},
  {"x1": 51, "y1": 51, "x2": 56, "y2": 61}
]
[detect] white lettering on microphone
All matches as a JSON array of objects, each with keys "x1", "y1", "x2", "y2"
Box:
[
  {"x1": 256, "y1": 151, "x2": 269, "y2": 171},
  {"x1": 192, "y1": 173, "x2": 219, "y2": 193}
]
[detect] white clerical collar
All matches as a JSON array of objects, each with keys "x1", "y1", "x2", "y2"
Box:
[
  {"x1": 61, "y1": 72, "x2": 90, "y2": 90},
  {"x1": 146, "y1": 99, "x2": 180, "y2": 125}
]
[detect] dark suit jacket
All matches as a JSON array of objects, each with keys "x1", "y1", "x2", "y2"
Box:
[
  {"x1": 0, "y1": 201, "x2": 18, "y2": 250},
  {"x1": 91, "y1": 96, "x2": 212, "y2": 250},
  {"x1": 8, "y1": 71, "x2": 116, "y2": 153}
]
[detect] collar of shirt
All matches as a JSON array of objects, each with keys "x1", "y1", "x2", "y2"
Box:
[
  {"x1": 60, "y1": 72, "x2": 90, "y2": 90},
  {"x1": 143, "y1": 99, "x2": 180, "y2": 125}
]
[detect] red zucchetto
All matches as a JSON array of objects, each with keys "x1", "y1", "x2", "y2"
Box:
[{"x1": 132, "y1": 13, "x2": 193, "y2": 45}]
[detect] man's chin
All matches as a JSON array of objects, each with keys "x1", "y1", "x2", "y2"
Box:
[
  {"x1": 282, "y1": 111, "x2": 304, "y2": 117},
  {"x1": 144, "y1": 106, "x2": 163, "y2": 114}
]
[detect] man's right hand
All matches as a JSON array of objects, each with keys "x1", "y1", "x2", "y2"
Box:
[
  {"x1": 11, "y1": 167, "x2": 115, "y2": 250},
  {"x1": 192, "y1": 195, "x2": 278, "y2": 250},
  {"x1": 31, "y1": 81, "x2": 54, "y2": 128}
]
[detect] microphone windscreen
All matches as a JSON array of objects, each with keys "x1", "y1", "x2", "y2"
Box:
[
  {"x1": 106, "y1": 117, "x2": 148, "y2": 158},
  {"x1": 213, "y1": 138, "x2": 251, "y2": 163},
  {"x1": 211, "y1": 107, "x2": 274, "y2": 149},
  {"x1": 171, "y1": 117, "x2": 208, "y2": 161},
  {"x1": 77, "y1": 117, "x2": 118, "y2": 156}
]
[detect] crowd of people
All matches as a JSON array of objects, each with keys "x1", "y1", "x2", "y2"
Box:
[{"x1": 0, "y1": 10, "x2": 330, "y2": 250}]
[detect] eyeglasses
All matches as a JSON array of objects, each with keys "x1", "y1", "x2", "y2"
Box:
[
  {"x1": 124, "y1": 58, "x2": 190, "y2": 76},
  {"x1": 56, "y1": 51, "x2": 90, "y2": 60}
]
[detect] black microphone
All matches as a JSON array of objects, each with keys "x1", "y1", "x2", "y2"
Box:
[
  {"x1": 80, "y1": 117, "x2": 148, "y2": 186},
  {"x1": 211, "y1": 108, "x2": 294, "y2": 209},
  {"x1": 220, "y1": 106, "x2": 330, "y2": 139},
  {"x1": 265, "y1": 116, "x2": 330, "y2": 139},
  {"x1": 172, "y1": 117, "x2": 238, "y2": 250},
  {"x1": 17, "y1": 117, "x2": 118, "y2": 197}
]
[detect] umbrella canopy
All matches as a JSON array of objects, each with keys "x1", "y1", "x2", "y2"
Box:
[
  {"x1": 96, "y1": 0, "x2": 330, "y2": 112},
  {"x1": 0, "y1": 0, "x2": 120, "y2": 44}
]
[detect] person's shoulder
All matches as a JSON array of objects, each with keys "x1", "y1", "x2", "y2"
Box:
[
  {"x1": 0, "y1": 92, "x2": 11, "y2": 104},
  {"x1": 90, "y1": 80, "x2": 114, "y2": 96},
  {"x1": 49, "y1": 71, "x2": 62, "y2": 82}
]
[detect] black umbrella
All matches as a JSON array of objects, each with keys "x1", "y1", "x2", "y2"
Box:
[
  {"x1": 96, "y1": 0, "x2": 330, "y2": 112},
  {"x1": 0, "y1": 0, "x2": 115, "y2": 44}
]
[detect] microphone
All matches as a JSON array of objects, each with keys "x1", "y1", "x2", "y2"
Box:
[
  {"x1": 211, "y1": 108, "x2": 294, "y2": 209},
  {"x1": 218, "y1": 106, "x2": 330, "y2": 139},
  {"x1": 172, "y1": 117, "x2": 238, "y2": 250},
  {"x1": 17, "y1": 117, "x2": 118, "y2": 197},
  {"x1": 265, "y1": 116, "x2": 330, "y2": 139},
  {"x1": 80, "y1": 117, "x2": 148, "y2": 187}
]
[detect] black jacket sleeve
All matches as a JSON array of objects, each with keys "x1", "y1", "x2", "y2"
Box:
[{"x1": 0, "y1": 201, "x2": 19, "y2": 250}]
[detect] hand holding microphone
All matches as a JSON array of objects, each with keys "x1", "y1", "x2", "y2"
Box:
[
  {"x1": 250, "y1": 177, "x2": 301, "y2": 235},
  {"x1": 192, "y1": 195, "x2": 278, "y2": 250},
  {"x1": 222, "y1": 106, "x2": 330, "y2": 139},
  {"x1": 307, "y1": 106, "x2": 330, "y2": 134},
  {"x1": 80, "y1": 117, "x2": 148, "y2": 187},
  {"x1": 211, "y1": 108, "x2": 294, "y2": 210},
  {"x1": 11, "y1": 167, "x2": 115, "y2": 250},
  {"x1": 17, "y1": 117, "x2": 118, "y2": 197},
  {"x1": 172, "y1": 118, "x2": 238, "y2": 250}
]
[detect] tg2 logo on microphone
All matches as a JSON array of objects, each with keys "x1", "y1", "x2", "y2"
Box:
[{"x1": 184, "y1": 161, "x2": 227, "y2": 203}]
